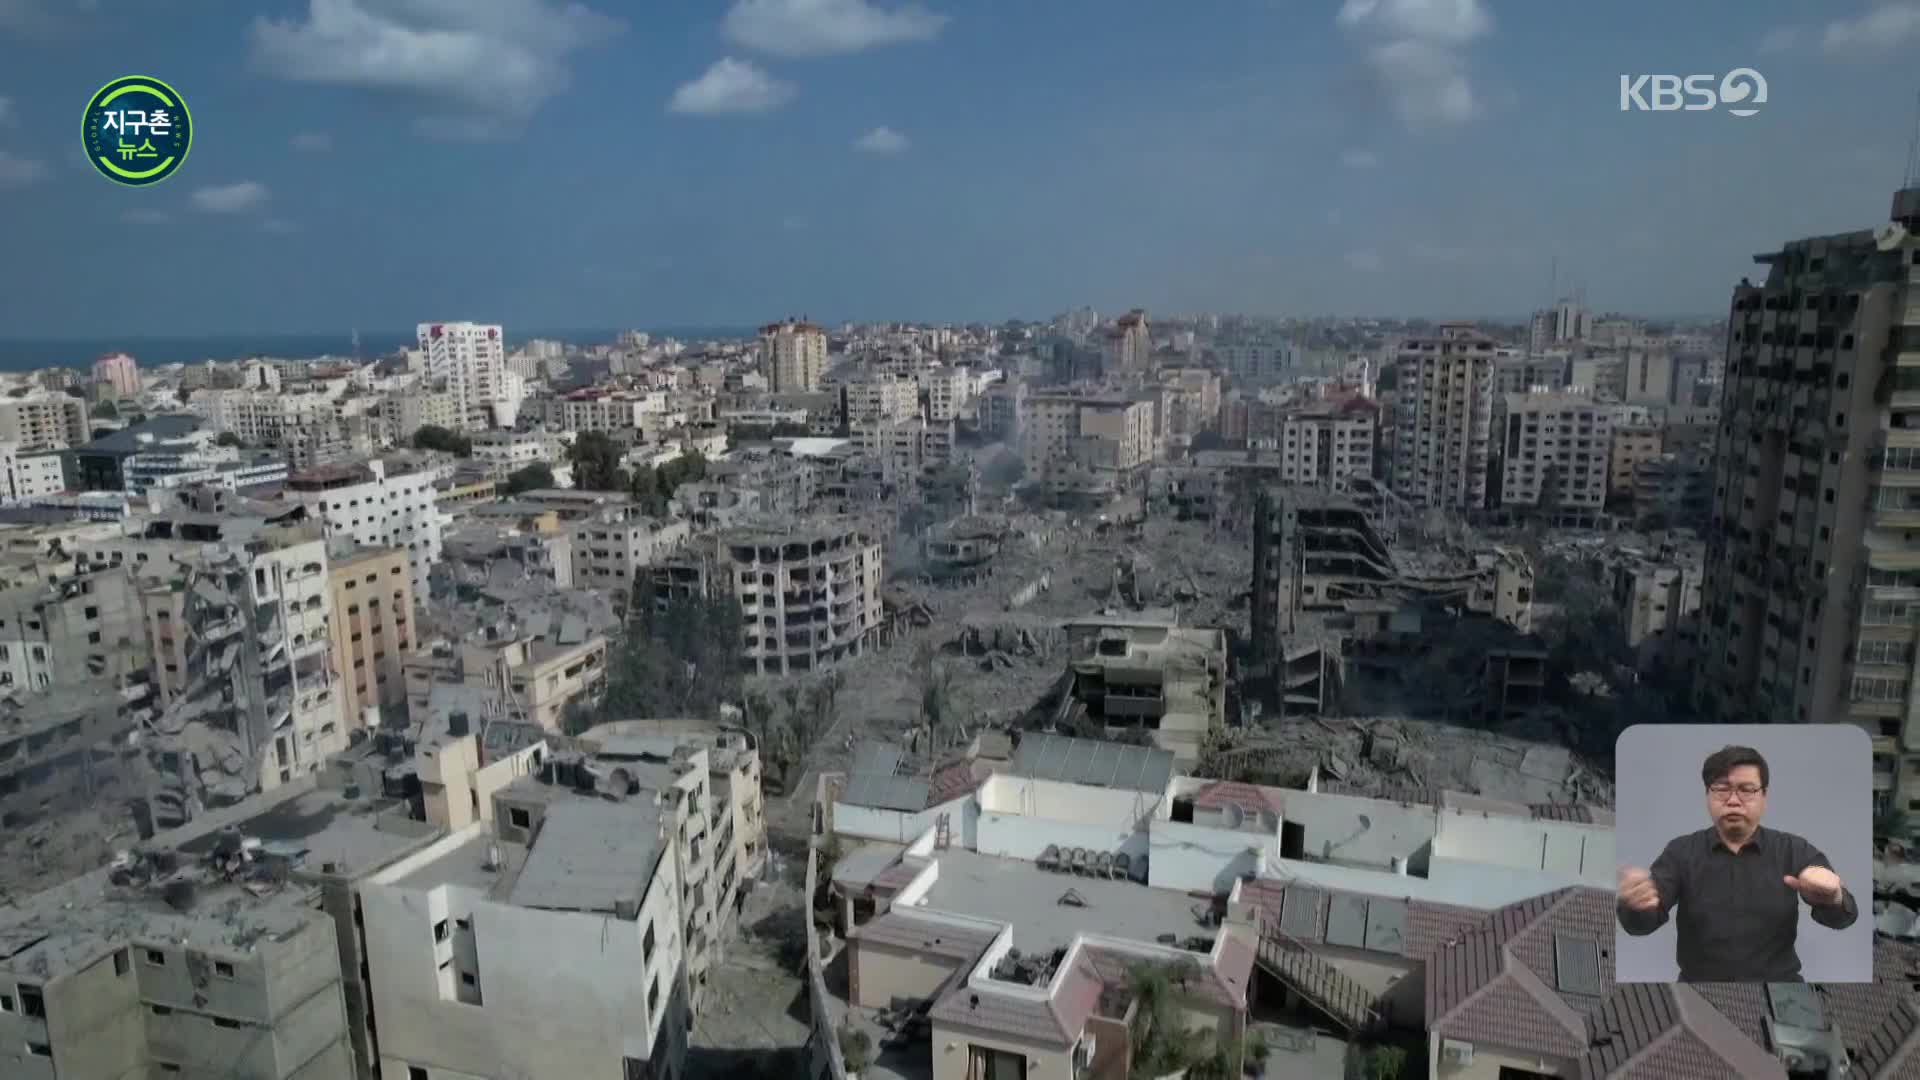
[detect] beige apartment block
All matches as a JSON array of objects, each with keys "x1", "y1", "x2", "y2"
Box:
[
  {"x1": 1493, "y1": 393, "x2": 1617, "y2": 510},
  {"x1": 715, "y1": 518, "x2": 883, "y2": 676},
  {"x1": 0, "y1": 395, "x2": 87, "y2": 451},
  {"x1": 1695, "y1": 186, "x2": 1920, "y2": 819},
  {"x1": 844, "y1": 374, "x2": 920, "y2": 424},
  {"x1": 328, "y1": 545, "x2": 417, "y2": 722},
  {"x1": 761, "y1": 319, "x2": 829, "y2": 392},
  {"x1": 1607, "y1": 424, "x2": 1664, "y2": 498},
  {"x1": 403, "y1": 631, "x2": 609, "y2": 733}
]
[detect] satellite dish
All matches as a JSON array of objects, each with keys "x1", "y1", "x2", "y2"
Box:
[{"x1": 1877, "y1": 222, "x2": 1908, "y2": 252}]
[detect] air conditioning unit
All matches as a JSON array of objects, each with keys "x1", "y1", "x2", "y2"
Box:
[{"x1": 1440, "y1": 1039, "x2": 1474, "y2": 1066}]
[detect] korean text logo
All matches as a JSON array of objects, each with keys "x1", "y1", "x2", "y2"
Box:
[
  {"x1": 83, "y1": 75, "x2": 193, "y2": 186},
  {"x1": 1619, "y1": 69, "x2": 1767, "y2": 118}
]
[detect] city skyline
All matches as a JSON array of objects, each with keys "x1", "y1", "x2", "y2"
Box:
[{"x1": 1, "y1": 0, "x2": 1916, "y2": 336}]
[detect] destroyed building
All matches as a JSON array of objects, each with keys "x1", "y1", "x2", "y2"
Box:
[
  {"x1": 650, "y1": 516, "x2": 885, "y2": 675},
  {"x1": 1056, "y1": 610, "x2": 1228, "y2": 766},
  {"x1": 1250, "y1": 486, "x2": 1534, "y2": 717},
  {"x1": 122, "y1": 501, "x2": 348, "y2": 830},
  {"x1": 403, "y1": 613, "x2": 609, "y2": 733}
]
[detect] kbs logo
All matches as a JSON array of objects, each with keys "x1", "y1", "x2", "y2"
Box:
[{"x1": 1619, "y1": 69, "x2": 1767, "y2": 117}]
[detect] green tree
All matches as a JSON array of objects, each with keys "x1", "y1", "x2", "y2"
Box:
[
  {"x1": 214, "y1": 431, "x2": 245, "y2": 448},
  {"x1": 411, "y1": 424, "x2": 472, "y2": 456},
  {"x1": 90, "y1": 400, "x2": 118, "y2": 419},
  {"x1": 1361, "y1": 1045, "x2": 1408, "y2": 1080},
  {"x1": 628, "y1": 465, "x2": 665, "y2": 515},
  {"x1": 176, "y1": 387, "x2": 193, "y2": 404},
  {"x1": 580, "y1": 577, "x2": 745, "y2": 726},
  {"x1": 569, "y1": 431, "x2": 626, "y2": 492},
  {"x1": 500, "y1": 462, "x2": 555, "y2": 495}
]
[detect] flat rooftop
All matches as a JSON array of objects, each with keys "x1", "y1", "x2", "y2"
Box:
[
  {"x1": 174, "y1": 784, "x2": 440, "y2": 878},
  {"x1": 914, "y1": 848, "x2": 1208, "y2": 955},
  {"x1": 395, "y1": 829, "x2": 529, "y2": 896}
]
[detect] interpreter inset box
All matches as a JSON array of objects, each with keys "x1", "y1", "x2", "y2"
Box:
[{"x1": 1613, "y1": 723, "x2": 1871, "y2": 983}]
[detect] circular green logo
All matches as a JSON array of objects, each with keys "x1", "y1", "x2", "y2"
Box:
[{"x1": 83, "y1": 75, "x2": 192, "y2": 187}]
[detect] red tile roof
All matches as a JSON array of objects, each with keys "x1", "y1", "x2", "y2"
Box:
[
  {"x1": 1193, "y1": 780, "x2": 1286, "y2": 819},
  {"x1": 853, "y1": 911, "x2": 999, "y2": 964}
]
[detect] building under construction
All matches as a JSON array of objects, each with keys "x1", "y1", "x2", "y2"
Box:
[{"x1": 1249, "y1": 486, "x2": 1535, "y2": 717}]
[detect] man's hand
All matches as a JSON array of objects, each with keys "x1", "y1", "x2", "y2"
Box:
[
  {"x1": 1785, "y1": 866, "x2": 1845, "y2": 907},
  {"x1": 1618, "y1": 866, "x2": 1661, "y2": 912}
]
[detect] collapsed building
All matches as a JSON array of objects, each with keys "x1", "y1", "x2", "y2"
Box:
[
  {"x1": 1054, "y1": 610, "x2": 1228, "y2": 766},
  {"x1": 113, "y1": 498, "x2": 346, "y2": 831},
  {"x1": 1249, "y1": 486, "x2": 1536, "y2": 718}
]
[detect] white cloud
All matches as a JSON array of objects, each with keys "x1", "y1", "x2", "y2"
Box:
[
  {"x1": 1758, "y1": 26, "x2": 1801, "y2": 54},
  {"x1": 0, "y1": 149, "x2": 46, "y2": 188},
  {"x1": 1337, "y1": 0, "x2": 1490, "y2": 130},
  {"x1": 1345, "y1": 249, "x2": 1385, "y2": 273},
  {"x1": 853, "y1": 126, "x2": 908, "y2": 154},
  {"x1": 121, "y1": 207, "x2": 172, "y2": 225},
  {"x1": 668, "y1": 58, "x2": 794, "y2": 115},
  {"x1": 249, "y1": 0, "x2": 621, "y2": 136},
  {"x1": 722, "y1": 0, "x2": 947, "y2": 57},
  {"x1": 1336, "y1": 0, "x2": 1490, "y2": 45},
  {"x1": 1340, "y1": 148, "x2": 1380, "y2": 169},
  {"x1": 191, "y1": 181, "x2": 270, "y2": 213},
  {"x1": 1366, "y1": 38, "x2": 1475, "y2": 128},
  {"x1": 1824, "y1": 3, "x2": 1920, "y2": 53},
  {"x1": 290, "y1": 131, "x2": 332, "y2": 152}
]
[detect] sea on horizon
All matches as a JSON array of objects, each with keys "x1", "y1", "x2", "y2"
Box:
[{"x1": 0, "y1": 327, "x2": 759, "y2": 371}]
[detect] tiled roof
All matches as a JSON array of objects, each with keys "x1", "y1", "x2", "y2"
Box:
[
  {"x1": 1193, "y1": 780, "x2": 1286, "y2": 818},
  {"x1": 926, "y1": 760, "x2": 986, "y2": 807},
  {"x1": 1426, "y1": 887, "x2": 1920, "y2": 1080}
]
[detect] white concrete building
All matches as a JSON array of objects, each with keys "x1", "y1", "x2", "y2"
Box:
[
  {"x1": 418, "y1": 321, "x2": 512, "y2": 430},
  {"x1": 360, "y1": 779, "x2": 691, "y2": 1080},
  {"x1": 844, "y1": 375, "x2": 920, "y2": 425},
  {"x1": 1494, "y1": 393, "x2": 1619, "y2": 510},
  {"x1": 918, "y1": 367, "x2": 972, "y2": 423},
  {"x1": 285, "y1": 456, "x2": 449, "y2": 603},
  {"x1": 760, "y1": 320, "x2": 828, "y2": 392},
  {"x1": 0, "y1": 444, "x2": 67, "y2": 501}
]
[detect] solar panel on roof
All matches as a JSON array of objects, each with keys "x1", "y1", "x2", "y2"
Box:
[
  {"x1": 1553, "y1": 932, "x2": 1603, "y2": 997},
  {"x1": 1279, "y1": 887, "x2": 1324, "y2": 940},
  {"x1": 1363, "y1": 897, "x2": 1408, "y2": 954},
  {"x1": 1325, "y1": 894, "x2": 1369, "y2": 949},
  {"x1": 1014, "y1": 734, "x2": 1175, "y2": 793},
  {"x1": 841, "y1": 772, "x2": 930, "y2": 813},
  {"x1": 1767, "y1": 982, "x2": 1827, "y2": 1030}
]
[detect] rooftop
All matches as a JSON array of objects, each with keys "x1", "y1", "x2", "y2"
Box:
[
  {"x1": 913, "y1": 848, "x2": 1209, "y2": 956},
  {"x1": 507, "y1": 798, "x2": 665, "y2": 914}
]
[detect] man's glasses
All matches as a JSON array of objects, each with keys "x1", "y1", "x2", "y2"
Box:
[{"x1": 1708, "y1": 783, "x2": 1765, "y2": 800}]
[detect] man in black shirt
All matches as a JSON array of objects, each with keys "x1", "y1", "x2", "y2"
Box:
[{"x1": 1616, "y1": 744, "x2": 1859, "y2": 982}]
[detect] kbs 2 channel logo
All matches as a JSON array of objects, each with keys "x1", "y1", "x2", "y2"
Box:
[{"x1": 1619, "y1": 69, "x2": 1768, "y2": 118}]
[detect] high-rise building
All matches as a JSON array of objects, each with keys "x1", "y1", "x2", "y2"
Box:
[
  {"x1": 0, "y1": 394, "x2": 88, "y2": 450},
  {"x1": 285, "y1": 455, "x2": 449, "y2": 604},
  {"x1": 1102, "y1": 309, "x2": 1151, "y2": 375},
  {"x1": 1492, "y1": 393, "x2": 1617, "y2": 510},
  {"x1": 1389, "y1": 323, "x2": 1500, "y2": 509},
  {"x1": 418, "y1": 322, "x2": 509, "y2": 430},
  {"x1": 1695, "y1": 186, "x2": 1920, "y2": 816},
  {"x1": 328, "y1": 545, "x2": 417, "y2": 723},
  {"x1": 759, "y1": 319, "x2": 828, "y2": 392},
  {"x1": 92, "y1": 351, "x2": 140, "y2": 397}
]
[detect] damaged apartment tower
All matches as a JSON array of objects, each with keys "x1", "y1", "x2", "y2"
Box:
[{"x1": 134, "y1": 499, "x2": 341, "y2": 832}]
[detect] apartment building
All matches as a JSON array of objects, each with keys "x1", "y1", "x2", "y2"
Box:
[
  {"x1": 1613, "y1": 553, "x2": 1704, "y2": 651},
  {"x1": 359, "y1": 772, "x2": 691, "y2": 1080},
  {"x1": 403, "y1": 629, "x2": 609, "y2": 732},
  {"x1": 418, "y1": 321, "x2": 511, "y2": 430},
  {"x1": 1060, "y1": 614, "x2": 1227, "y2": 766},
  {"x1": 1493, "y1": 393, "x2": 1617, "y2": 511},
  {"x1": 0, "y1": 444, "x2": 67, "y2": 502},
  {"x1": 1243, "y1": 399, "x2": 1377, "y2": 486},
  {"x1": 533, "y1": 388, "x2": 673, "y2": 434},
  {"x1": 570, "y1": 510, "x2": 691, "y2": 597},
  {"x1": 1492, "y1": 352, "x2": 1570, "y2": 395},
  {"x1": 470, "y1": 428, "x2": 568, "y2": 475},
  {"x1": 977, "y1": 379, "x2": 1025, "y2": 439},
  {"x1": 1696, "y1": 186, "x2": 1920, "y2": 815},
  {"x1": 284, "y1": 455, "x2": 448, "y2": 603},
  {"x1": 1215, "y1": 338, "x2": 1292, "y2": 381},
  {"x1": 1157, "y1": 366, "x2": 1223, "y2": 450},
  {"x1": 92, "y1": 350, "x2": 140, "y2": 397},
  {"x1": 684, "y1": 518, "x2": 884, "y2": 676},
  {"x1": 1020, "y1": 391, "x2": 1156, "y2": 496},
  {"x1": 0, "y1": 827, "x2": 361, "y2": 1079},
  {"x1": 1390, "y1": 323, "x2": 1499, "y2": 509},
  {"x1": 381, "y1": 389, "x2": 460, "y2": 440},
  {"x1": 843, "y1": 375, "x2": 920, "y2": 425},
  {"x1": 848, "y1": 417, "x2": 955, "y2": 481},
  {"x1": 439, "y1": 514, "x2": 575, "y2": 590},
  {"x1": 0, "y1": 395, "x2": 88, "y2": 451},
  {"x1": 1607, "y1": 423, "x2": 1664, "y2": 499},
  {"x1": 918, "y1": 365, "x2": 971, "y2": 423},
  {"x1": 761, "y1": 319, "x2": 829, "y2": 392},
  {"x1": 1102, "y1": 308, "x2": 1151, "y2": 375},
  {"x1": 328, "y1": 546, "x2": 417, "y2": 722}
]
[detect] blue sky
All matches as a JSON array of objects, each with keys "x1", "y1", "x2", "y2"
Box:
[{"x1": 0, "y1": 0, "x2": 1917, "y2": 336}]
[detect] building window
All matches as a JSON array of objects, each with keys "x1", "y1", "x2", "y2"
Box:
[
  {"x1": 144, "y1": 949, "x2": 167, "y2": 967},
  {"x1": 648, "y1": 974, "x2": 660, "y2": 1016},
  {"x1": 643, "y1": 922, "x2": 656, "y2": 963},
  {"x1": 214, "y1": 961, "x2": 235, "y2": 978},
  {"x1": 509, "y1": 807, "x2": 532, "y2": 830}
]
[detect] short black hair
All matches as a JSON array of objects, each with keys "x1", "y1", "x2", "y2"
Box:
[{"x1": 1702, "y1": 745, "x2": 1769, "y2": 790}]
